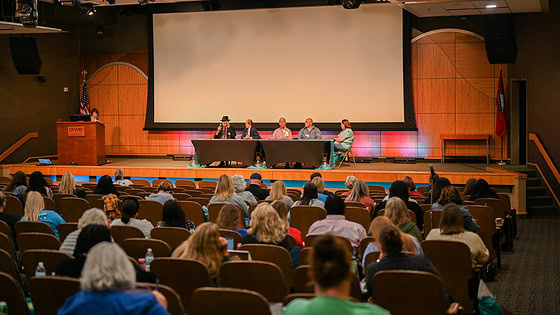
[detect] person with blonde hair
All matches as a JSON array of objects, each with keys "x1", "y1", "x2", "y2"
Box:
[
  {"x1": 311, "y1": 177, "x2": 329, "y2": 203},
  {"x1": 59, "y1": 172, "x2": 86, "y2": 198},
  {"x1": 60, "y1": 208, "x2": 108, "y2": 256},
  {"x1": 231, "y1": 174, "x2": 257, "y2": 205},
  {"x1": 209, "y1": 174, "x2": 248, "y2": 217},
  {"x1": 172, "y1": 222, "x2": 230, "y2": 282},
  {"x1": 147, "y1": 180, "x2": 174, "y2": 205},
  {"x1": 271, "y1": 200, "x2": 303, "y2": 248},
  {"x1": 21, "y1": 191, "x2": 65, "y2": 238},
  {"x1": 240, "y1": 203, "x2": 291, "y2": 250},
  {"x1": 266, "y1": 180, "x2": 294, "y2": 207},
  {"x1": 384, "y1": 197, "x2": 423, "y2": 241},
  {"x1": 58, "y1": 242, "x2": 168, "y2": 315},
  {"x1": 342, "y1": 176, "x2": 357, "y2": 196},
  {"x1": 345, "y1": 180, "x2": 375, "y2": 213},
  {"x1": 113, "y1": 168, "x2": 133, "y2": 186},
  {"x1": 216, "y1": 204, "x2": 247, "y2": 236}
]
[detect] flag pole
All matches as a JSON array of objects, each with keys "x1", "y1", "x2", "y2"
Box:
[{"x1": 497, "y1": 136, "x2": 506, "y2": 165}]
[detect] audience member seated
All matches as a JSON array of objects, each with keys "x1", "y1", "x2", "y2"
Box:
[
  {"x1": 431, "y1": 186, "x2": 478, "y2": 233},
  {"x1": 284, "y1": 235, "x2": 389, "y2": 315},
  {"x1": 310, "y1": 172, "x2": 333, "y2": 196},
  {"x1": 26, "y1": 171, "x2": 53, "y2": 198},
  {"x1": 59, "y1": 172, "x2": 86, "y2": 198},
  {"x1": 156, "y1": 200, "x2": 196, "y2": 233},
  {"x1": 21, "y1": 191, "x2": 65, "y2": 238},
  {"x1": 113, "y1": 168, "x2": 133, "y2": 186},
  {"x1": 271, "y1": 200, "x2": 303, "y2": 248},
  {"x1": 362, "y1": 216, "x2": 422, "y2": 268},
  {"x1": 463, "y1": 178, "x2": 477, "y2": 197},
  {"x1": 292, "y1": 182, "x2": 325, "y2": 209},
  {"x1": 365, "y1": 225, "x2": 438, "y2": 299},
  {"x1": 242, "y1": 119, "x2": 261, "y2": 139},
  {"x1": 374, "y1": 181, "x2": 423, "y2": 229},
  {"x1": 240, "y1": 203, "x2": 291, "y2": 251},
  {"x1": 172, "y1": 222, "x2": 230, "y2": 284},
  {"x1": 426, "y1": 204, "x2": 489, "y2": 267},
  {"x1": 0, "y1": 192, "x2": 20, "y2": 241},
  {"x1": 307, "y1": 195, "x2": 366, "y2": 258},
  {"x1": 403, "y1": 176, "x2": 423, "y2": 197},
  {"x1": 266, "y1": 180, "x2": 294, "y2": 207},
  {"x1": 2, "y1": 170, "x2": 27, "y2": 196},
  {"x1": 426, "y1": 164, "x2": 439, "y2": 194},
  {"x1": 216, "y1": 204, "x2": 247, "y2": 236},
  {"x1": 58, "y1": 242, "x2": 168, "y2": 315},
  {"x1": 468, "y1": 178, "x2": 499, "y2": 201},
  {"x1": 311, "y1": 177, "x2": 329, "y2": 203},
  {"x1": 209, "y1": 174, "x2": 249, "y2": 217},
  {"x1": 111, "y1": 198, "x2": 154, "y2": 238},
  {"x1": 297, "y1": 118, "x2": 322, "y2": 139},
  {"x1": 60, "y1": 208, "x2": 108, "y2": 256},
  {"x1": 94, "y1": 175, "x2": 121, "y2": 221},
  {"x1": 384, "y1": 197, "x2": 423, "y2": 241},
  {"x1": 345, "y1": 180, "x2": 376, "y2": 213},
  {"x1": 423, "y1": 177, "x2": 451, "y2": 205},
  {"x1": 231, "y1": 175, "x2": 257, "y2": 205},
  {"x1": 342, "y1": 176, "x2": 358, "y2": 196},
  {"x1": 272, "y1": 117, "x2": 292, "y2": 139},
  {"x1": 244, "y1": 173, "x2": 269, "y2": 201},
  {"x1": 333, "y1": 119, "x2": 354, "y2": 153},
  {"x1": 147, "y1": 181, "x2": 174, "y2": 205}
]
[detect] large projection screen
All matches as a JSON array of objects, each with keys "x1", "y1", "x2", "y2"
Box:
[{"x1": 148, "y1": 4, "x2": 416, "y2": 130}]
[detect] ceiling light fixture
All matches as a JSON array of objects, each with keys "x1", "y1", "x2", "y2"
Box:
[{"x1": 486, "y1": 4, "x2": 498, "y2": 8}]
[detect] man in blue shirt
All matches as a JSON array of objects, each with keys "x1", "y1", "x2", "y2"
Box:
[{"x1": 297, "y1": 118, "x2": 322, "y2": 139}]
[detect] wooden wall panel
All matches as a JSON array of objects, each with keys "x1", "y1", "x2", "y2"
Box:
[
  {"x1": 88, "y1": 85, "x2": 119, "y2": 115},
  {"x1": 118, "y1": 85, "x2": 147, "y2": 116},
  {"x1": 416, "y1": 79, "x2": 456, "y2": 114}
]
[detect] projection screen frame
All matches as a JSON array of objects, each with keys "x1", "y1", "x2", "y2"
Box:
[{"x1": 145, "y1": 7, "x2": 417, "y2": 132}]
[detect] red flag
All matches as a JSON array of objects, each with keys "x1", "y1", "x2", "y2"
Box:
[{"x1": 495, "y1": 69, "x2": 506, "y2": 137}]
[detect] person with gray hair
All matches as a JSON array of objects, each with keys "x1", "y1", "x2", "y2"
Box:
[
  {"x1": 59, "y1": 208, "x2": 109, "y2": 256},
  {"x1": 231, "y1": 174, "x2": 257, "y2": 205},
  {"x1": 113, "y1": 168, "x2": 133, "y2": 186},
  {"x1": 58, "y1": 242, "x2": 169, "y2": 315},
  {"x1": 343, "y1": 176, "x2": 358, "y2": 196}
]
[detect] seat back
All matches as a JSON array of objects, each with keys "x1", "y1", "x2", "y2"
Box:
[
  {"x1": 220, "y1": 261, "x2": 287, "y2": 302},
  {"x1": 83, "y1": 194, "x2": 104, "y2": 205},
  {"x1": 475, "y1": 198, "x2": 506, "y2": 220},
  {"x1": 219, "y1": 229, "x2": 242, "y2": 249},
  {"x1": 81, "y1": 183, "x2": 98, "y2": 191},
  {"x1": 421, "y1": 240, "x2": 475, "y2": 313},
  {"x1": 370, "y1": 271, "x2": 446, "y2": 315},
  {"x1": 28, "y1": 276, "x2": 81, "y2": 315},
  {"x1": 467, "y1": 205, "x2": 496, "y2": 261},
  {"x1": 497, "y1": 193, "x2": 512, "y2": 212},
  {"x1": 137, "y1": 200, "x2": 163, "y2": 226},
  {"x1": 0, "y1": 233, "x2": 16, "y2": 261},
  {"x1": 419, "y1": 204, "x2": 431, "y2": 212},
  {"x1": 359, "y1": 237, "x2": 375, "y2": 261},
  {"x1": 151, "y1": 227, "x2": 191, "y2": 249},
  {"x1": 21, "y1": 250, "x2": 72, "y2": 282},
  {"x1": 189, "y1": 197, "x2": 210, "y2": 207},
  {"x1": 42, "y1": 197, "x2": 56, "y2": 211},
  {"x1": 59, "y1": 198, "x2": 90, "y2": 222},
  {"x1": 137, "y1": 282, "x2": 185, "y2": 315},
  {"x1": 121, "y1": 238, "x2": 171, "y2": 259},
  {"x1": 364, "y1": 251, "x2": 381, "y2": 272},
  {"x1": 0, "y1": 220, "x2": 15, "y2": 246},
  {"x1": 5, "y1": 195, "x2": 24, "y2": 217},
  {"x1": 0, "y1": 272, "x2": 30, "y2": 315},
  {"x1": 304, "y1": 234, "x2": 353, "y2": 256},
  {"x1": 150, "y1": 258, "x2": 212, "y2": 314},
  {"x1": 58, "y1": 223, "x2": 78, "y2": 243},
  {"x1": 172, "y1": 193, "x2": 192, "y2": 201},
  {"x1": 17, "y1": 232, "x2": 60, "y2": 253},
  {"x1": 368, "y1": 185, "x2": 386, "y2": 194},
  {"x1": 207, "y1": 203, "x2": 230, "y2": 223},
  {"x1": 177, "y1": 201, "x2": 205, "y2": 226},
  {"x1": 191, "y1": 287, "x2": 272, "y2": 315},
  {"x1": 152, "y1": 179, "x2": 171, "y2": 187},
  {"x1": 240, "y1": 244, "x2": 294, "y2": 288},
  {"x1": 290, "y1": 206, "x2": 326, "y2": 237},
  {"x1": 175, "y1": 180, "x2": 196, "y2": 188},
  {"x1": 15, "y1": 221, "x2": 54, "y2": 236},
  {"x1": 344, "y1": 201, "x2": 366, "y2": 209},
  {"x1": 292, "y1": 265, "x2": 361, "y2": 301},
  {"x1": 344, "y1": 207, "x2": 371, "y2": 231},
  {"x1": 299, "y1": 247, "x2": 312, "y2": 266},
  {"x1": 377, "y1": 209, "x2": 416, "y2": 223},
  {"x1": 0, "y1": 249, "x2": 20, "y2": 284},
  {"x1": 198, "y1": 181, "x2": 217, "y2": 189},
  {"x1": 423, "y1": 210, "x2": 443, "y2": 238},
  {"x1": 131, "y1": 179, "x2": 151, "y2": 186},
  {"x1": 283, "y1": 293, "x2": 316, "y2": 306},
  {"x1": 184, "y1": 189, "x2": 203, "y2": 197},
  {"x1": 109, "y1": 225, "x2": 145, "y2": 246}
]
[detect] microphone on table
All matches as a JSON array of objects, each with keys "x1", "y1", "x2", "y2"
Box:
[{"x1": 429, "y1": 164, "x2": 435, "y2": 175}]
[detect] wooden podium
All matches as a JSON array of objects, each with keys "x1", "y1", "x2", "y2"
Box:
[{"x1": 57, "y1": 121, "x2": 105, "y2": 166}]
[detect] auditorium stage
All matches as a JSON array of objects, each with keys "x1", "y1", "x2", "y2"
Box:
[{"x1": 1, "y1": 157, "x2": 527, "y2": 213}]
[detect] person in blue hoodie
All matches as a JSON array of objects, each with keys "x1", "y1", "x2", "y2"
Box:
[
  {"x1": 21, "y1": 191, "x2": 65, "y2": 238},
  {"x1": 58, "y1": 242, "x2": 169, "y2": 315}
]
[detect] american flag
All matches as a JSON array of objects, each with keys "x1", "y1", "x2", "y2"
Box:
[
  {"x1": 80, "y1": 81, "x2": 90, "y2": 115},
  {"x1": 495, "y1": 69, "x2": 506, "y2": 137}
]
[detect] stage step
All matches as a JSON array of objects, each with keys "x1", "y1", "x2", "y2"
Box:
[{"x1": 515, "y1": 166, "x2": 559, "y2": 216}]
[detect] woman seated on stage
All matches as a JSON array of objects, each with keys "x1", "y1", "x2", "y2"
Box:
[
  {"x1": 426, "y1": 203, "x2": 489, "y2": 267},
  {"x1": 333, "y1": 119, "x2": 354, "y2": 153},
  {"x1": 59, "y1": 172, "x2": 86, "y2": 198},
  {"x1": 208, "y1": 174, "x2": 249, "y2": 217},
  {"x1": 266, "y1": 180, "x2": 294, "y2": 207},
  {"x1": 3, "y1": 170, "x2": 27, "y2": 196},
  {"x1": 431, "y1": 186, "x2": 478, "y2": 233},
  {"x1": 110, "y1": 198, "x2": 154, "y2": 238},
  {"x1": 216, "y1": 204, "x2": 247, "y2": 236},
  {"x1": 292, "y1": 182, "x2": 325, "y2": 209},
  {"x1": 26, "y1": 171, "x2": 54, "y2": 198},
  {"x1": 157, "y1": 200, "x2": 196, "y2": 233},
  {"x1": 271, "y1": 200, "x2": 303, "y2": 248},
  {"x1": 21, "y1": 191, "x2": 66, "y2": 238},
  {"x1": 231, "y1": 174, "x2": 257, "y2": 205},
  {"x1": 147, "y1": 181, "x2": 174, "y2": 205},
  {"x1": 345, "y1": 180, "x2": 376, "y2": 213},
  {"x1": 384, "y1": 197, "x2": 423, "y2": 242},
  {"x1": 94, "y1": 175, "x2": 121, "y2": 221}
]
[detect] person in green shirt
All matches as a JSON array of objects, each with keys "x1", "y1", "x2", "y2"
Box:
[
  {"x1": 283, "y1": 235, "x2": 389, "y2": 315},
  {"x1": 334, "y1": 119, "x2": 354, "y2": 152}
]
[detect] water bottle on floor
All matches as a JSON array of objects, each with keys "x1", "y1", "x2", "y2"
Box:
[
  {"x1": 35, "y1": 262, "x2": 46, "y2": 277},
  {"x1": 145, "y1": 248, "x2": 154, "y2": 272}
]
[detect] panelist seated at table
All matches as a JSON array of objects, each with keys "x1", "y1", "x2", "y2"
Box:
[
  {"x1": 297, "y1": 118, "x2": 322, "y2": 139},
  {"x1": 214, "y1": 115, "x2": 237, "y2": 139},
  {"x1": 272, "y1": 117, "x2": 292, "y2": 139},
  {"x1": 333, "y1": 119, "x2": 354, "y2": 152},
  {"x1": 242, "y1": 119, "x2": 261, "y2": 139}
]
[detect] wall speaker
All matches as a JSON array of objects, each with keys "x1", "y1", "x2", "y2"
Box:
[
  {"x1": 484, "y1": 15, "x2": 517, "y2": 64},
  {"x1": 9, "y1": 37, "x2": 42, "y2": 75}
]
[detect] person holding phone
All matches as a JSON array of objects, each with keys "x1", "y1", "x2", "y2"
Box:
[{"x1": 214, "y1": 116, "x2": 236, "y2": 139}]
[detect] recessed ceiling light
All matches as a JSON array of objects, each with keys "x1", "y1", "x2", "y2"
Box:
[{"x1": 486, "y1": 4, "x2": 498, "y2": 8}]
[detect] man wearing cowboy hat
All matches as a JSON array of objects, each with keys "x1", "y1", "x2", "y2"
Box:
[{"x1": 214, "y1": 115, "x2": 237, "y2": 139}]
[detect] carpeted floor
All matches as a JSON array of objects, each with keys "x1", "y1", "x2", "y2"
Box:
[{"x1": 485, "y1": 216, "x2": 560, "y2": 314}]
